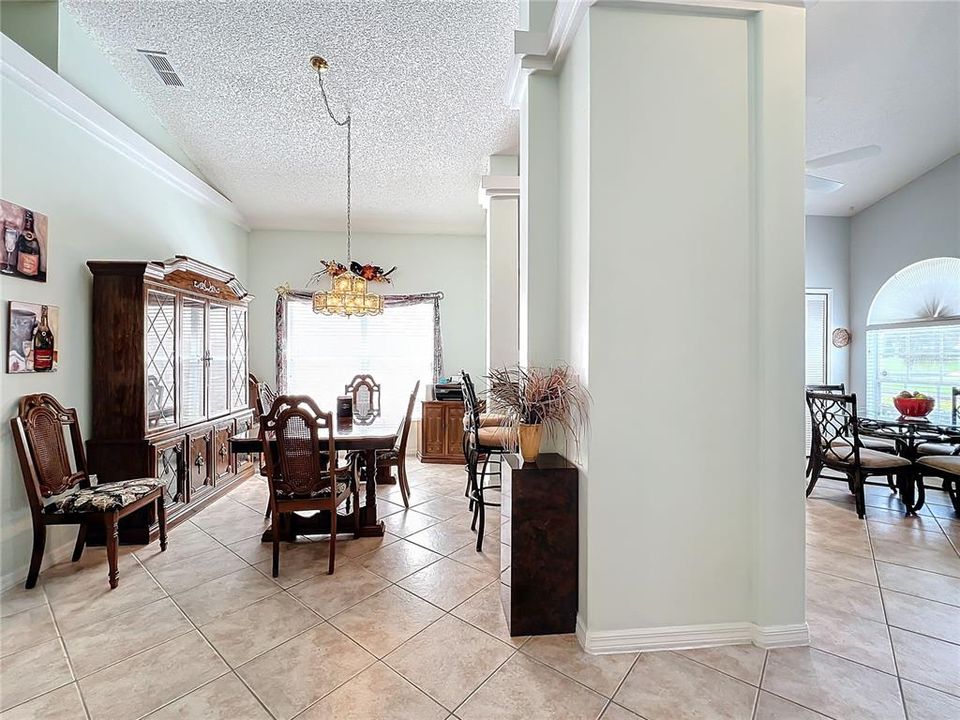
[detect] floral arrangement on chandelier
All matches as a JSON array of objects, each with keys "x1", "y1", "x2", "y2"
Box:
[{"x1": 301, "y1": 55, "x2": 396, "y2": 317}]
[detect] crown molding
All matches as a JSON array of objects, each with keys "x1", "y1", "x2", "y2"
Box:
[
  {"x1": 0, "y1": 34, "x2": 249, "y2": 230},
  {"x1": 506, "y1": 0, "x2": 802, "y2": 108}
]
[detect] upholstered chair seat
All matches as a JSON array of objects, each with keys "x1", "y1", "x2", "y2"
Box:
[
  {"x1": 917, "y1": 442, "x2": 958, "y2": 456},
  {"x1": 44, "y1": 478, "x2": 165, "y2": 514},
  {"x1": 478, "y1": 425, "x2": 518, "y2": 449},
  {"x1": 825, "y1": 447, "x2": 912, "y2": 469},
  {"x1": 859, "y1": 436, "x2": 899, "y2": 452},
  {"x1": 917, "y1": 455, "x2": 960, "y2": 474}
]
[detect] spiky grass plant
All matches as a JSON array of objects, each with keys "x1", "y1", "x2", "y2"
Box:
[{"x1": 485, "y1": 365, "x2": 590, "y2": 450}]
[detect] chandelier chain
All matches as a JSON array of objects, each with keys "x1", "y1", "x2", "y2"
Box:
[{"x1": 317, "y1": 72, "x2": 351, "y2": 263}]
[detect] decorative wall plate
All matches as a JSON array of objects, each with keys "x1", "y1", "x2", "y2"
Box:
[{"x1": 832, "y1": 327, "x2": 851, "y2": 348}]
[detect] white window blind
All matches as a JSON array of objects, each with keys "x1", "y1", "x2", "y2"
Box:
[
  {"x1": 866, "y1": 322, "x2": 960, "y2": 418},
  {"x1": 804, "y1": 292, "x2": 829, "y2": 451},
  {"x1": 283, "y1": 299, "x2": 436, "y2": 420},
  {"x1": 805, "y1": 293, "x2": 828, "y2": 386}
]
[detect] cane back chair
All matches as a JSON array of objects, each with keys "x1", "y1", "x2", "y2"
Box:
[
  {"x1": 259, "y1": 395, "x2": 359, "y2": 576},
  {"x1": 345, "y1": 374, "x2": 381, "y2": 422},
  {"x1": 11, "y1": 394, "x2": 167, "y2": 589}
]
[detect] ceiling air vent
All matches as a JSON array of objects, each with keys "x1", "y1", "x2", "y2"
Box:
[{"x1": 137, "y1": 49, "x2": 184, "y2": 87}]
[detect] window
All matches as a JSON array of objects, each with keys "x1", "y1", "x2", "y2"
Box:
[
  {"x1": 866, "y1": 324, "x2": 960, "y2": 418},
  {"x1": 805, "y1": 292, "x2": 829, "y2": 386},
  {"x1": 279, "y1": 294, "x2": 441, "y2": 420},
  {"x1": 865, "y1": 258, "x2": 960, "y2": 418},
  {"x1": 804, "y1": 291, "x2": 829, "y2": 449}
]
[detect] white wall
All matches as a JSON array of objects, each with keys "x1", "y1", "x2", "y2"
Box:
[
  {"x1": 850, "y1": 154, "x2": 960, "y2": 397},
  {"x1": 0, "y1": 41, "x2": 248, "y2": 587},
  {"x1": 556, "y1": 14, "x2": 592, "y2": 625},
  {"x1": 805, "y1": 216, "x2": 851, "y2": 387},
  {"x1": 527, "y1": 1, "x2": 807, "y2": 648},
  {"x1": 245, "y1": 229, "x2": 486, "y2": 388}
]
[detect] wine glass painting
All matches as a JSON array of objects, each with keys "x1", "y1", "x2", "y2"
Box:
[
  {"x1": 1, "y1": 199, "x2": 48, "y2": 282},
  {"x1": 7, "y1": 301, "x2": 59, "y2": 373}
]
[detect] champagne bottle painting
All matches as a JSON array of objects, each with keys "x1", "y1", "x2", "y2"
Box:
[
  {"x1": 7, "y1": 302, "x2": 59, "y2": 373},
  {"x1": 1, "y1": 199, "x2": 48, "y2": 283}
]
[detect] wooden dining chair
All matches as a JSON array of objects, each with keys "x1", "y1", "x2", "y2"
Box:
[
  {"x1": 259, "y1": 395, "x2": 359, "y2": 576},
  {"x1": 373, "y1": 381, "x2": 420, "y2": 508},
  {"x1": 345, "y1": 374, "x2": 381, "y2": 421},
  {"x1": 10, "y1": 394, "x2": 167, "y2": 589},
  {"x1": 806, "y1": 391, "x2": 915, "y2": 518},
  {"x1": 249, "y1": 374, "x2": 282, "y2": 518}
]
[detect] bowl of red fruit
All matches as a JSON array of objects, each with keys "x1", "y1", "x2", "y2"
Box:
[{"x1": 893, "y1": 391, "x2": 935, "y2": 418}]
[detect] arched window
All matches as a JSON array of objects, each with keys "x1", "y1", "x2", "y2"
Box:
[{"x1": 866, "y1": 257, "x2": 960, "y2": 417}]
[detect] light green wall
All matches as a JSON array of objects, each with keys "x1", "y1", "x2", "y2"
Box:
[
  {"x1": 57, "y1": 7, "x2": 205, "y2": 178},
  {"x1": 0, "y1": 1, "x2": 58, "y2": 70},
  {"x1": 0, "y1": 68, "x2": 248, "y2": 587},
  {"x1": 246, "y1": 229, "x2": 486, "y2": 390}
]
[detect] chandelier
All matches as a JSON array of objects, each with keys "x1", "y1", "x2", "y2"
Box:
[{"x1": 308, "y1": 56, "x2": 394, "y2": 317}]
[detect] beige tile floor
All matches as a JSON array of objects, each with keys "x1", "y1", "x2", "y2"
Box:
[{"x1": 1, "y1": 463, "x2": 958, "y2": 719}]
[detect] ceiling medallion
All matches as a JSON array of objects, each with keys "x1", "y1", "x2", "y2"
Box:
[{"x1": 306, "y1": 56, "x2": 395, "y2": 317}]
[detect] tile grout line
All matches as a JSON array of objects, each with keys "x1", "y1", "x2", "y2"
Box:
[
  {"x1": 864, "y1": 510, "x2": 910, "y2": 720},
  {"x1": 133, "y1": 551, "x2": 278, "y2": 720},
  {"x1": 750, "y1": 650, "x2": 768, "y2": 720},
  {"x1": 190, "y1": 466, "x2": 504, "y2": 718}
]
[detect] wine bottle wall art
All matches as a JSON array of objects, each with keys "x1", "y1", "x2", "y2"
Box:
[
  {"x1": 7, "y1": 301, "x2": 59, "y2": 373},
  {"x1": 1, "y1": 199, "x2": 48, "y2": 283}
]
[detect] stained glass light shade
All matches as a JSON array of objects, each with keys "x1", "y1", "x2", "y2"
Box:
[
  {"x1": 312, "y1": 274, "x2": 384, "y2": 317},
  {"x1": 867, "y1": 257, "x2": 960, "y2": 327}
]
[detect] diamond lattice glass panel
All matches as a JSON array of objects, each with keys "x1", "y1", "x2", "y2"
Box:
[
  {"x1": 146, "y1": 290, "x2": 176, "y2": 430},
  {"x1": 180, "y1": 298, "x2": 206, "y2": 424},
  {"x1": 230, "y1": 307, "x2": 247, "y2": 409},
  {"x1": 157, "y1": 445, "x2": 182, "y2": 505},
  {"x1": 867, "y1": 257, "x2": 960, "y2": 326},
  {"x1": 209, "y1": 305, "x2": 228, "y2": 416}
]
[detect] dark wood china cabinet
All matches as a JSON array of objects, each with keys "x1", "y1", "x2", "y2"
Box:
[{"x1": 86, "y1": 256, "x2": 255, "y2": 544}]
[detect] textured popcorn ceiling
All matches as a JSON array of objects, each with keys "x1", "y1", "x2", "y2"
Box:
[{"x1": 63, "y1": 0, "x2": 519, "y2": 234}]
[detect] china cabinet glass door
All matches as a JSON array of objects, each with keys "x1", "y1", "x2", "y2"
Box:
[
  {"x1": 208, "y1": 304, "x2": 229, "y2": 417},
  {"x1": 180, "y1": 297, "x2": 206, "y2": 424},
  {"x1": 229, "y1": 306, "x2": 248, "y2": 410},
  {"x1": 145, "y1": 289, "x2": 177, "y2": 431}
]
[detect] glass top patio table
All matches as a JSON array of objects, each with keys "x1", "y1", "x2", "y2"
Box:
[{"x1": 858, "y1": 411, "x2": 960, "y2": 455}]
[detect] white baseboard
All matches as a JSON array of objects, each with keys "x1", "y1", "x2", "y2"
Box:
[
  {"x1": 1, "y1": 539, "x2": 75, "y2": 593},
  {"x1": 752, "y1": 623, "x2": 810, "y2": 649},
  {"x1": 576, "y1": 614, "x2": 809, "y2": 655}
]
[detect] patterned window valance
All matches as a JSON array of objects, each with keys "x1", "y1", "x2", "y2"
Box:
[
  {"x1": 276, "y1": 290, "x2": 445, "y2": 392},
  {"x1": 867, "y1": 257, "x2": 960, "y2": 328}
]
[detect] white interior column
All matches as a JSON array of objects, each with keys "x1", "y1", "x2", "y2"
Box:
[
  {"x1": 480, "y1": 155, "x2": 520, "y2": 372},
  {"x1": 518, "y1": 0, "x2": 808, "y2": 652}
]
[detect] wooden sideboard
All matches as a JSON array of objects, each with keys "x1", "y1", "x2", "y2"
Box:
[
  {"x1": 418, "y1": 399, "x2": 466, "y2": 464},
  {"x1": 501, "y1": 453, "x2": 579, "y2": 636},
  {"x1": 85, "y1": 256, "x2": 255, "y2": 545}
]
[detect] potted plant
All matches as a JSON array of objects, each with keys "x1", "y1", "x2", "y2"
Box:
[{"x1": 485, "y1": 365, "x2": 590, "y2": 462}]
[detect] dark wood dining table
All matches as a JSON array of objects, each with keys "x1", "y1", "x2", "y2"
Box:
[{"x1": 228, "y1": 413, "x2": 398, "y2": 539}]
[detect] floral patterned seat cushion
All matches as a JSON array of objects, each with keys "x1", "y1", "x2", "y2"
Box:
[
  {"x1": 43, "y1": 478, "x2": 164, "y2": 514},
  {"x1": 276, "y1": 481, "x2": 350, "y2": 499}
]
